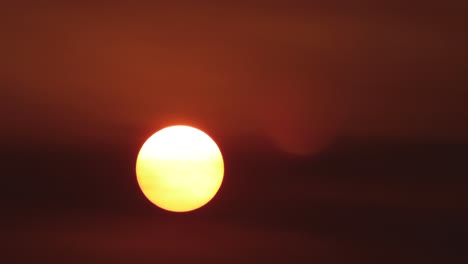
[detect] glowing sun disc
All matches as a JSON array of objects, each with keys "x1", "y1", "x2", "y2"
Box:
[{"x1": 136, "y1": 125, "x2": 224, "y2": 212}]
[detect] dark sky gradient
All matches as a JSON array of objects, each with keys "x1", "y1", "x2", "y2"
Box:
[{"x1": 1, "y1": 1, "x2": 467, "y2": 263}]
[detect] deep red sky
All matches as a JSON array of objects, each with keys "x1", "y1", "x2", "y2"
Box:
[
  {"x1": 1, "y1": 1, "x2": 467, "y2": 150},
  {"x1": 1, "y1": 2, "x2": 467, "y2": 263}
]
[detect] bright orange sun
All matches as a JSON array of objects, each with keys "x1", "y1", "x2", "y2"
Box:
[{"x1": 135, "y1": 125, "x2": 224, "y2": 212}]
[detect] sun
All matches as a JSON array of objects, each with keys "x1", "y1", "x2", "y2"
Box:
[{"x1": 135, "y1": 125, "x2": 224, "y2": 212}]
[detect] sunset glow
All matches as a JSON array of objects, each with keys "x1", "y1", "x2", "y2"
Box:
[{"x1": 136, "y1": 125, "x2": 224, "y2": 212}]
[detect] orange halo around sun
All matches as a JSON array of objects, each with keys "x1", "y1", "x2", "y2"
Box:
[{"x1": 135, "y1": 125, "x2": 224, "y2": 212}]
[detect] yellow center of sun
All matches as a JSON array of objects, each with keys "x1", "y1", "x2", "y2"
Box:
[{"x1": 135, "y1": 125, "x2": 224, "y2": 212}]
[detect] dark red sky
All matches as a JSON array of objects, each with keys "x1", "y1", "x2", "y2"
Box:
[
  {"x1": 1, "y1": 2, "x2": 467, "y2": 263},
  {"x1": 1, "y1": 1, "x2": 467, "y2": 151}
]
